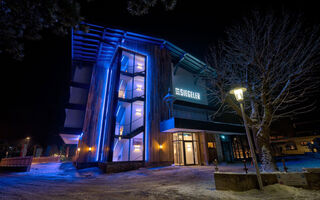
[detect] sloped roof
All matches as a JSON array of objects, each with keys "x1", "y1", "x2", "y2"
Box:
[{"x1": 72, "y1": 23, "x2": 214, "y2": 73}]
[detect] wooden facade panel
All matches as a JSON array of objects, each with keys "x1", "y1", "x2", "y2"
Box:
[
  {"x1": 121, "y1": 40, "x2": 174, "y2": 163},
  {"x1": 148, "y1": 46, "x2": 173, "y2": 163},
  {"x1": 77, "y1": 62, "x2": 108, "y2": 163}
]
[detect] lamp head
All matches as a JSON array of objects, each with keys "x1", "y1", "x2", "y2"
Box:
[{"x1": 230, "y1": 87, "x2": 247, "y2": 102}]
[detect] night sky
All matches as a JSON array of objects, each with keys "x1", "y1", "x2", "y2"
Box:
[{"x1": 1, "y1": 1, "x2": 320, "y2": 146}]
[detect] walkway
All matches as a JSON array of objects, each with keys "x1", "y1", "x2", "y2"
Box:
[{"x1": 0, "y1": 162, "x2": 320, "y2": 199}]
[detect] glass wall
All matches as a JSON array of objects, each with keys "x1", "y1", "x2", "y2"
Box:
[
  {"x1": 231, "y1": 136, "x2": 251, "y2": 160},
  {"x1": 113, "y1": 50, "x2": 146, "y2": 162},
  {"x1": 173, "y1": 133, "x2": 199, "y2": 165}
]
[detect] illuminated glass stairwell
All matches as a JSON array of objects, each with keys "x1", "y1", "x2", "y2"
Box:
[{"x1": 112, "y1": 50, "x2": 146, "y2": 162}]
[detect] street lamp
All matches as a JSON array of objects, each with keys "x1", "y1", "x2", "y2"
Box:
[
  {"x1": 230, "y1": 87, "x2": 263, "y2": 190},
  {"x1": 21, "y1": 137, "x2": 31, "y2": 157}
]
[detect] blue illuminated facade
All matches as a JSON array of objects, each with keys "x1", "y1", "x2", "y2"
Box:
[{"x1": 62, "y1": 23, "x2": 247, "y2": 169}]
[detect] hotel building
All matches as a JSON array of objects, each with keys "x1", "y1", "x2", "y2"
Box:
[{"x1": 61, "y1": 23, "x2": 249, "y2": 170}]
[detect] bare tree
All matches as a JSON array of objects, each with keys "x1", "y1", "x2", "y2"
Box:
[
  {"x1": 127, "y1": 0, "x2": 177, "y2": 15},
  {"x1": 203, "y1": 11, "x2": 320, "y2": 172}
]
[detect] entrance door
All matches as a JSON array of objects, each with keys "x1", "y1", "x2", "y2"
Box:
[
  {"x1": 184, "y1": 141, "x2": 195, "y2": 165},
  {"x1": 173, "y1": 133, "x2": 198, "y2": 165}
]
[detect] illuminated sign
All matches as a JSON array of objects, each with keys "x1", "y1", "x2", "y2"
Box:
[{"x1": 175, "y1": 88, "x2": 200, "y2": 100}]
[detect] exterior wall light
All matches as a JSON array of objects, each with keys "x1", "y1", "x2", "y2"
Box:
[
  {"x1": 159, "y1": 144, "x2": 163, "y2": 149},
  {"x1": 88, "y1": 147, "x2": 92, "y2": 152},
  {"x1": 77, "y1": 148, "x2": 80, "y2": 152}
]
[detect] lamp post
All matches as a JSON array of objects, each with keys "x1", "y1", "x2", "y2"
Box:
[
  {"x1": 230, "y1": 87, "x2": 263, "y2": 190},
  {"x1": 21, "y1": 137, "x2": 31, "y2": 157}
]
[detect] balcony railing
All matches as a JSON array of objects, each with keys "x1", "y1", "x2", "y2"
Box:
[{"x1": 115, "y1": 116, "x2": 144, "y2": 138}]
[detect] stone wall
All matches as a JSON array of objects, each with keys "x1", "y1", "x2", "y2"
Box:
[
  {"x1": 99, "y1": 161, "x2": 145, "y2": 173},
  {"x1": 214, "y1": 172, "x2": 320, "y2": 191},
  {"x1": 214, "y1": 173, "x2": 277, "y2": 191},
  {"x1": 99, "y1": 161, "x2": 172, "y2": 173}
]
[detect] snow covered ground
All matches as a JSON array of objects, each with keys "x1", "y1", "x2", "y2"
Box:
[{"x1": 1, "y1": 162, "x2": 320, "y2": 200}]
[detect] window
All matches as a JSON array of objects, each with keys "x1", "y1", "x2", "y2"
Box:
[
  {"x1": 285, "y1": 143, "x2": 297, "y2": 150},
  {"x1": 300, "y1": 141, "x2": 308, "y2": 146},
  {"x1": 232, "y1": 136, "x2": 251, "y2": 160},
  {"x1": 113, "y1": 50, "x2": 146, "y2": 162},
  {"x1": 208, "y1": 142, "x2": 215, "y2": 148}
]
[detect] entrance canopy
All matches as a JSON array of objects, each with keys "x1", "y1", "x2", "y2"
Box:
[
  {"x1": 59, "y1": 134, "x2": 81, "y2": 145},
  {"x1": 160, "y1": 117, "x2": 245, "y2": 135}
]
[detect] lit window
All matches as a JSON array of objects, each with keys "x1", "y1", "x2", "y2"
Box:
[{"x1": 208, "y1": 142, "x2": 214, "y2": 148}]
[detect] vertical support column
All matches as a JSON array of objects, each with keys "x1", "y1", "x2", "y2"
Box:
[
  {"x1": 66, "y1": 146, "x2": 70, "y2": 158},
  {"x1": 199, "y1": 132, "x2": 209, "y2": 165},
  {"x1": 214, "y1": 134, "x2": 224, "y2": 162}
]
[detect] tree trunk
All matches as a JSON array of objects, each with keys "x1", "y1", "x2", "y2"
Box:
[{"x1": 256, "y1": 125, "x2": 278, "y2": 172}]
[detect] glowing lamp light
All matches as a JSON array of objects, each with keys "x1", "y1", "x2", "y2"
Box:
[
  {"x1": 229, "y1": 87, "x2": 247, "y2": 102},
  {"x1": 88, "y1": 147, "x2": 92, "y2": 152},
  {"x1": 26, "y1": 137, "x2": 30, "y2": 140},
  {"x1": 77, "y1": 148, "x2": 81, "y2": 152},
  {"x1": 135, "y1": 108, "x2": 142, "y2": 116},
  {"x1": 119, "y1": 126, "x2": 123, "y2": 140},
  {"x1": 221, "y1": 135, "x2": 225, "y2": 140},
  {"x1": 159, "y1": 144, "x2": 163, "y2": 149},
  {"x1": 136, "y1": 84, "x2": 143, "y2": 91},
  {"x1": 186, "y1": 144, "x2": 192, "y2": 152},
  {"x1": 134, "y1": 145, "x2": 141, "y2": 152},
  {"x1": 137, "y1": 63, "x2": 143, "y2": 70}
]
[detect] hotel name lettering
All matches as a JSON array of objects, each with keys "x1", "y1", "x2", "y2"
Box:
[{"x1": 175, "y1": 88, "x2": 200, "y2": 100}]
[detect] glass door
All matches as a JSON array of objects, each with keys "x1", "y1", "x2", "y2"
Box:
[
  {"x1": 173, "y1": 133, "x2": 198, "y2": 165},
  {"x1": 184, "y1": 141, "x2": 195, "y2": 165}
]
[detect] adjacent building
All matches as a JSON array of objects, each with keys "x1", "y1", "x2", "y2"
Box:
[{"x1": 60, "y1": 23, "x2": 248, "y2": 169}]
